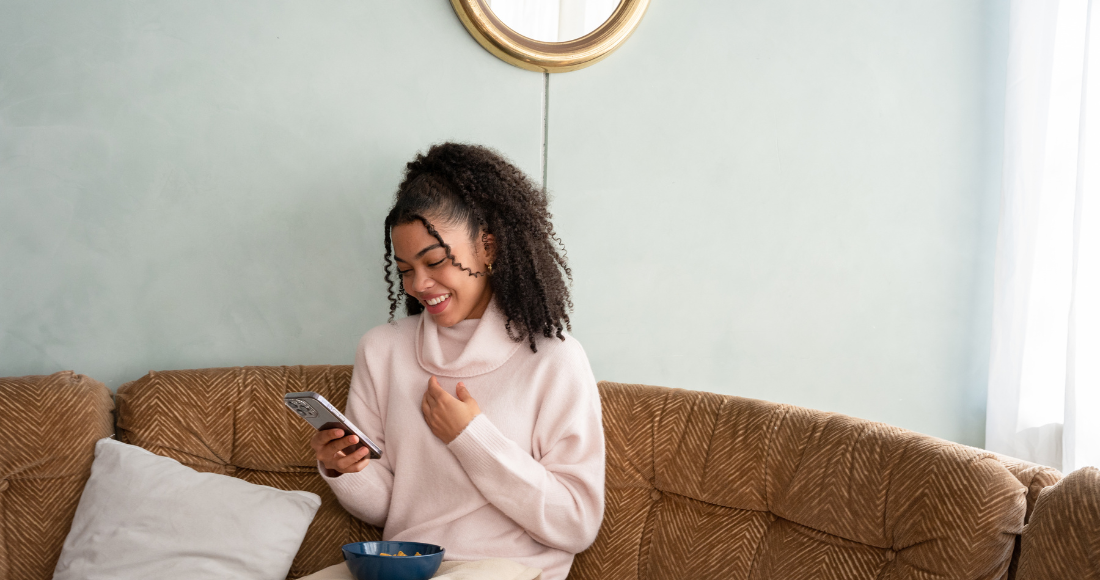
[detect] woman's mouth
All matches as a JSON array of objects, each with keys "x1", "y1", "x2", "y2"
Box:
[{"x1": 424, "y1": 293, "x2": 451, "y2": 314}]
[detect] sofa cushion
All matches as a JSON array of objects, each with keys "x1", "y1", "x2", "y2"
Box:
[
  {"x1": 0, "y1": 371, "x2": 114, "y2": 580},
  {"x1": 572, "y1": 382, "x2": 1029, "y2": 580},
  {"x1": 1015, "y1": 466, "x2": 1100, "y2": 580},
  {"x1": 115, "y1": 366, "x2": 382, "y2": 579},
  {"x1": 112, "y1": 369, "x2": 1039, "y2": 580},
  {"x1": 991, "y1": 453, "x2": 1062, "y2": 524},
  {"x1": 988, "y1": 453, "x2": 1063, "y2": 579},
  {"x1": 53, "y1": 438, "x2": 321, "y2": 580}
]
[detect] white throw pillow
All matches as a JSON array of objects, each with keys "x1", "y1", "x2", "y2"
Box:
[{"x1": 53, "y1": 437, "x2": 321, "y2": 580}]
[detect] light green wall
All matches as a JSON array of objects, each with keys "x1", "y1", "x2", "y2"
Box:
[
  {"x1": 550, "y1": 0, "x2": 1009, "y2": 446},
  {"x1": 0, "y1": 1, "x2": 543, "y2": 387},
  {"x1": 1, "y1": 0, "x2": 1007, "y2": 446}
]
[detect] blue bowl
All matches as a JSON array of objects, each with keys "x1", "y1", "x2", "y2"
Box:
[{"x1": 341, "y1": 541, "x2": 445, "y2": 580}]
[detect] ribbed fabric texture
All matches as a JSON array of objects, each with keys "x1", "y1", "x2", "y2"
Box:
[
  {"x1": 320, "y1": 298, "x2": 606, "y2": 580},
  {"x1": 115, "y1": 365, "x2": 384, "y2": 578},
  {"x1": 8, "y1": 367, "x2": 1100, "y2": 579},
  {"x1": 575, "y1": 383, "x2": 1040, "y2": 580},
  {"x1": 1016, "y1": 466, "x2": 1100, "y2": 580},
  {"x1": 0, "y1": 371, "x2": 114, "y2": 580}
]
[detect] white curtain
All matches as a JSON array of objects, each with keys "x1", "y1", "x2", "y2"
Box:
[{"x1": 987, "y1": 0, "x2": 1100, "y2": 472}]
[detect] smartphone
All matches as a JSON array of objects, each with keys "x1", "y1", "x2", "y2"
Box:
[{"x1": 284, "y1": 392, "x2": 382, "y2": 460}]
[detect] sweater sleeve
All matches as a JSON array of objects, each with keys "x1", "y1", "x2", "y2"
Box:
[
  {"x1": 446, "y1": 341, "x2": 606, "y2": 554},
  {"x1": 319, "y1": 332, "x2": 395, "y2": 528}
]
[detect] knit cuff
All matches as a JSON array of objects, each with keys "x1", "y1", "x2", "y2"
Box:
[
  {"x1": 319, "y1": 460, "x2": 371, "y2": 496},
  {"x1": 447, "y1": 413, "x2": 514, "y2": 477},
  {"x1": 317, "y1": 461, "x2": 341, "y2": 479}
]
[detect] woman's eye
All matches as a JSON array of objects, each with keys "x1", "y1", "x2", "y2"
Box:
[
  {"x1": 398, "y1": 269, "x2": 412, "y2": 276},
  {"x1": 428, "y1": 258, "x2": 446, "y2": 267}
]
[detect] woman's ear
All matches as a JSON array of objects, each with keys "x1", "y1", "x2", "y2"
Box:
[{"x1": 481, "y1": 231, "x2": 497, "y2": 265}]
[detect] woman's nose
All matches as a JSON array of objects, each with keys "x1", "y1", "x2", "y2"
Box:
[{"x1": 412, "y1": 271, "x2": 434, "y2": 293}]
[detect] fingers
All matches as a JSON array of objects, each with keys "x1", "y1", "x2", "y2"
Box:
[
  {"x1": 310, "y1": 428, "x2": 346, "y2": 458},
  {"x1": 333, "y1": 445, "x2": 372, "y2": 473},
  {"x1": 426, "y1": 377, "x2": 459, "y2": 404},
  {"x1": 422, "y1": 389, "x2": 445, "y2": 441},
  {"x1": 310, "y1": 428, "x2": 344, "y2": 449},
  {"x1": 421, "y1": 377, "x2": 480, "y2": 444},
  {"x1": 328, "y1": 433, "x2": 359, "y2": 453},
  {"x1": 422, "y1": 392, "x2": 441, "y2": 432},
  {"x1": 424, "y1": 377, "x2": 440, "y2": 407},
  {"x1": 317, "y1": 432, "x2": 359, "y2": 463},
  {"x1": 455, "y1": 384, "x2": 478, "y2": 416},
  {"x1": 424, "y1": 376, "x2": 455, "y2": 411}
]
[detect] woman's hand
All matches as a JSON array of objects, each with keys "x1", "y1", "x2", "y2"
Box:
[
  {"x1": 310, "y1": 428, "x2": 371, "y2": 477},
  {"x1": 422, "y1": 376, "x2": 481, "y2": 444}
]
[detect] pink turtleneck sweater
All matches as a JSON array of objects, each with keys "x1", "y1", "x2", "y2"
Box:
[{"x1": 320, "y1": 299, "x2": 605, "y2": 580}]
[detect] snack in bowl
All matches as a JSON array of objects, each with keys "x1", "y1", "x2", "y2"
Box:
[{"x1": 341, "y1": 541, "x2": 444, "y2": 580}]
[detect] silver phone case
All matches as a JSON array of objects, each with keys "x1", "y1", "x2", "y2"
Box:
[{"x1": 284, "y1": 391, "x2": 382, "y2": 459}]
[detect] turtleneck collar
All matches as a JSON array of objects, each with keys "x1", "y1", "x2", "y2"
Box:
[{"x1": 415, "y1": 296, "x2": 523, "y2": 378}]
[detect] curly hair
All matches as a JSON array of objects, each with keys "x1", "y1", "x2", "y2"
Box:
[{"x1": 382, "y1": 142, "x2": 573, "y2": 353}]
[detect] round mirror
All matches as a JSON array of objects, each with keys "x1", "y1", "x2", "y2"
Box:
[
  {"x1": 488, "y1": 0, "x2": 622, "y2": 42},
  {"x1": 451, "y1": 0, "x2": 649, "y2": 73}
]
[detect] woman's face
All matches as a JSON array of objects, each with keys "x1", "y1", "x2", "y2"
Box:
[{"x1": 392, "y1": 218, "x2": 494, "y2": 327}]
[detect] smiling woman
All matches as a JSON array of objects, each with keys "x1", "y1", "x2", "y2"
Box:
[
  {"x1": 382, "y1": 143, "x2": 574, "y2": 352},
  {"x1": 308, "y1": 143, "x2": 605, "y2": 580},
  {"x1": 391, "y1": 217, "x2": 496, "y2": 328}
]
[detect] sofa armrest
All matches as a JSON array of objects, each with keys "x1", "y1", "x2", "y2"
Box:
[
  {"x1": 0, "y1": 371, "x2": 114, "y2": 580},
  {"x1": 1016, "y1": 466, "x2": 1100, "y2": 580}
]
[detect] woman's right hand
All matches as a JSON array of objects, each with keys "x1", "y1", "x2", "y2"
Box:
[{"x1": 310, "y1": 428, "x2": 372, "y2": 477}]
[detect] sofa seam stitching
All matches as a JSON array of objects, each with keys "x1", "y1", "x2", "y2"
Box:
[
  {"x1": 699, "y1": 397, "x2": 724, "y2": 498},
  {"x1": 763, "y1": 404, "x2": 790, "y2": 511}
]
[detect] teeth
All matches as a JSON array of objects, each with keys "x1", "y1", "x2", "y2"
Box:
[{"x1": 426, "y1": 294, "x2": 450, "y2": 306}]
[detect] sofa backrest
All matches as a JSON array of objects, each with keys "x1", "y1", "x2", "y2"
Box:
[
  {"x1": 1015, "y1": 466, "x2": 1100, "y2": 580},
  {"x1": 0, "y1": 371, "x2": 114, "y2": 580},
  {"x1": 8, "y1": 366, "x2": 1067, "y2": 580},
  {"x1": 114, "y1": 365, "x2": 382, "y2": 579},
  {"x1": 572, "y1": 382, "x2": 1032, "y2": 580},
  {"x1": 987, "y1": 453, "x2": 1063, "y2": 577}
]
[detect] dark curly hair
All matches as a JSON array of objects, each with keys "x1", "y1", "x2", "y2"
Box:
[{"x1": 382, "y1": 142, "x2": 573, "y2": 353}]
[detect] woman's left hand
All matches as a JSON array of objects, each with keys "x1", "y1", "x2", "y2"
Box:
[{"x1": 422, "y1": 376, "x2": 481, "y2": 443}]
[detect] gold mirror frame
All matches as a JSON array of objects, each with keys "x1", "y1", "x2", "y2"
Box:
[{"x1": 450, "y1": 0, "x2": 650, "y2": 73}]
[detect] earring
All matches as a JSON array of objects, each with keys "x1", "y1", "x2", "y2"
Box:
[{"x1": 487, "y1": 263, "x2": 493, "y2": 275}]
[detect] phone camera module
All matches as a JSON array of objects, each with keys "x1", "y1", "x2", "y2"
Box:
[{"x1": 286, "y1": 399, "x2": 318, "y2": 418}]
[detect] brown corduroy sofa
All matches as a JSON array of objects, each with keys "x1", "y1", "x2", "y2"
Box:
[{"x1": 1, "y1": 367, "x2": 1097, "y2": 580}]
